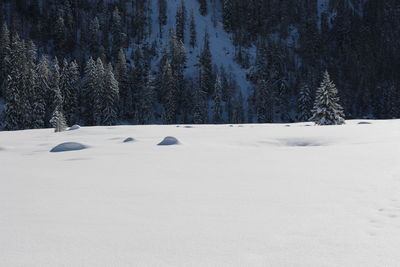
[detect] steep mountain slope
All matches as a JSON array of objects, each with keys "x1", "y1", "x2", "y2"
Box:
[{"x1": 149, "y1": 0, "x2": 250, "y2": 94}]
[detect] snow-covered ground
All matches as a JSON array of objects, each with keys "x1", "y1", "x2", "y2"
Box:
[{"x1": 1, "y1": 120, "x2": 400, "y2": 266}]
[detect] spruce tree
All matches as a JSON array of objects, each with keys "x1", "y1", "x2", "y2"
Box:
[
  {"x1": 158, "y1": 0, "x2": 167, "y2": 37},
  {"x1": 60, "y1": 59, "x2": 80, "y2": 125},
  {"x1": 213, "y1": 74, "x2": 223, "y2": 124},
  {"x1": 139, "y1": 70, "x2": 156, "y2": 124},
  {"x1": 0, "y1": 23, "x2": 10, "y2": 97},
  {"x1": 163, "y1": 60, "x2": 177, "y2": 124},
  {"x1": 36, "y1": 56, "x2": 52, "y2": 128},
  {"x1": 297, "y1": 83, "x2": 313, "y2": 122},
  {"x1": 88, "y1": 17, "x2": 101, "y2": 58},
  {"x1": 24, "y1": 40, "x2": 39, "y2": 129},
  {"x1": 114, "y1": 48, "x2": 133, "y2": 120},
  {"x1": 189, "y1": 10, "x2": 197, "y2": 48},
  {"x1": 93, "y1": 58, "x2": 105, "y2": 125},
  {"x1": 176, "y1": 0, "x2": 186, "y2": 44},
  {"x1": 192, "y1": 83, "x2": 207, "y2": 124},
  {"x1": 234, "y1": 91, "x2": 245, "y2": 124},
  {"x1": 50, "y1": 109, "x2": 67, "y2": 132},
  {"x1": 102, "y1": 63, "x2": 119, "y2": 125},
  {"x1": 4, "y1": 34, "x2": 26, "y2": 130},
  {"x1": 222, "y1": 0, "x2": 233, "y2": 32},
  {"x1": 310, "y1": 71, "x2": 345, "y2": 125},
  {"x1": 53, "y1": 16, "x2": 67, "y2": 57},
  {"x1": 82, "y1": 57, "x2": 97, "y2": 125},
  {"x1": 199, "y1": 31, "x2": 213, "y2": 96},
  {"x1": 111, "y1": 7, "x2": 123, "y2": 59}
]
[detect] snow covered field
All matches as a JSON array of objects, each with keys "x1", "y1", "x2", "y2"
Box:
[{"x1": 1, "y1": 120, "x2": 400, "y2": 266}]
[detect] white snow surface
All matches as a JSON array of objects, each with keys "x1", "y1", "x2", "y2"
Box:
[{"x1": 1, "y1": 120, "x2": 400, "y2": 266}]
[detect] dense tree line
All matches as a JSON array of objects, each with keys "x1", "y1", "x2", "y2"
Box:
[{"x1": 0, "y1": 0, "x2": 399, "y2": 130}]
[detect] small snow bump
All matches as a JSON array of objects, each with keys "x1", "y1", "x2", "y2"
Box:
[
  {"x1": 123, "y1": 137, "x2": 135, "y2": 143},
  {"x1": 50, "y1": 142, "x2": 88, "y2": 153},
  {"x1": 358, "y1": 122, "x2": 372, "y2": 125},
  {"x1": 69, "y1": 125, "x2": 81, "y2": 130},
  {"x1": 158, "y1": 136, "x2": 180, "y2": 146}
]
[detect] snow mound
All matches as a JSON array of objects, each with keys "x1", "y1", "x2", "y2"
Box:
[
  {"x1": 123, "y1": 137, "x2": 135, "y2": 143},
  {"x1": 358, "y1": 122, "x2": 372, "y2": 125},
  {"x1": 50, "y1": 142, "x2": 88, "y2": 153},
  {"x1": 0, "y1": 147, "x2": 4, "y2": 151},
  {"x1": 158, "y1": 136, "x2": 180, "y2": 146},
  {"x1": 69, "y1": 125, "x2": 81, "y2": 131},
  {"x1": 279, "y1": 138, "x2": 327, "y2": 147},
  {"x1": 184, "y1": 126, "x2": 193, "y2": 128}
]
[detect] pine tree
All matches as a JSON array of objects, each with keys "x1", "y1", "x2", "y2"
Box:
[
  {"x1": 192, "y1": 83, "x2": 207, "y2": 124},
  {"x1": 88, "y1": 17, "x2": 101, "y2": 58},
  {"x1": 4, "y1": 34, "x2": 27, "y2": 130},
  {"x1": 93, "y1": 58, "x2": 105, "y2": 125},
  {"x1": 297, "y1": 83, "x2": 313, "y2": 122},
  {"x1": 50, "y1": 108, "x2": 67, "y2": 132},
  {"x1": 49, "y1": 58, "x2": 63, "y2": 126},
  {"x1": 233, "y1": 91, "x2": 245, "y2": 124},
  {"x1": 158, "y1": 0, "x2": 167, "y2": 37},
  {"x1": 139, "y1": 70, "x2": 156, "y2": 124},
  {"x1": 114, "y1": 48, "x2": 132, "y2": 120},
  {"x1": 256, "y1": 79, "x2": 274, "y2": 123},
  {"x1": 199, "y1": 31, "x2": 213, "y2": 96},
  {"x1": 111, "y1": 7, "x2": 123, "y2": 59},
  {"x1": 175, "y1": 0, "x2": 186, "y2": 44},
  {"x1": 163, "y1": 60, "x2": 177, "y2": 124},
  {"x1": 36, "y1": 56, "x2": 52, "y2": 128},
  {"x1": 53, "y1": 16, "x2": 67, "y2": 56},
  {"x1": 0, "y1": 23, "x2": 10, "y2": 97},
  {"x1": 310, "y1": 71, "x2": 345, "y2": 125},
  {"x1": 31, "y1": 59, "x2": 46, "y2": 129},
  {"x1": 24, "y1": 40, "x2": 38, "y2": 129},
  {"x1": 82, "y1": 57, "x2": 97, "y2": 125},
  {"x1": 102, "y1": 63, "x2": 119, "y2": 125},
  {"x1": 213, "y1": 74, "x2": 223, "y2": 124},
  {"x1": 189, "y1": 10, "x2": 197, "y2": 48},
  {"x1": 49, "y1": 59, "x2": 66, "y2": 132},
  {"x1": 60, "y1": 59, "x2": 80, "y2": 125},
  {"x1": 222, "y1": 0, "x2": 233, "y2": 32}
]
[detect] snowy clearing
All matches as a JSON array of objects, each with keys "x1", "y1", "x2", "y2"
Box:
[{"x1": 1, "y1": 120, "x2": 400, "y2": 266}]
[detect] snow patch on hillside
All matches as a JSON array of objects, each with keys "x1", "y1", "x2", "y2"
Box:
[{"x1": 149, "y1": 0, "x2": 251, "y2": 95}]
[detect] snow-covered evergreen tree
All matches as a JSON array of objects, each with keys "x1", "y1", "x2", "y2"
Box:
[
  {"x1": 310, "y1": 71, "x2": 345, "y2": 125},
  {"x1": 199, "y1": 31, "x2": 213, "y2": 96},
  {"x1": 222, "y1": 0, "x2": 233, "y2": 32},
  {"x1": 50, "y1": 109, "x2": 67, "y2": 132},
  {"x1": 192, "y1": 83, "x2": 207, "y2": 124},
  {"x1": 297, "y1": 83, "x2": 313, "y2": 122},
  {"x1": 60, "y1": 59, "x2": 80, "y2": 125},
  {"x1": 189, "y1": 10, "x2": 197, "y2": 48},
  {"x1": 213, "y1": 74, "x2": 223, "y2": 124},
  {"x1": 82, "y1": 57, "x2": 98, "y2": 125},
  {"x1": 4, "y1": 34, "x2": 27, "y2": 130},
  {"x1": 175, "y1": 0, "x2": 186, "y2": 44},
  {"x1": 111, "y1": 7, "x2": 123, "y2": 58},
  {"x1": 158, "y1": 0, "x2": 167, "y2": 37},
  {"x1": 163, "y1": 60, "x2": 177, "y2": 124},
  {"x1": 102, "y1": 63, "x2": 119, "y2": 126},
  {"x1": 138, "y1": 70, "x2": 155, "y2": 124},
  {"x1": 0, "y1": 23, "x2": 10, "y2": 97},
  {"x1": 88, "y1": 17, "x2": 101, "y2": 58},
  {"x1": 93, "y1": 58, "x2": 105, "y2": 125},
  {"x1": 114, "y1": 48, "x2": 133, "y2": 120}
]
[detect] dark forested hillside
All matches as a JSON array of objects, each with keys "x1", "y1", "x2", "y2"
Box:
[{"x1": 0, "y1": 0, "x2": 399, "y2": 130}]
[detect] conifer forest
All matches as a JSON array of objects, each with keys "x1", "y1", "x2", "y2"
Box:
[{"x1": 0, "y1": 0, "x2": 399, "y2": 130}]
